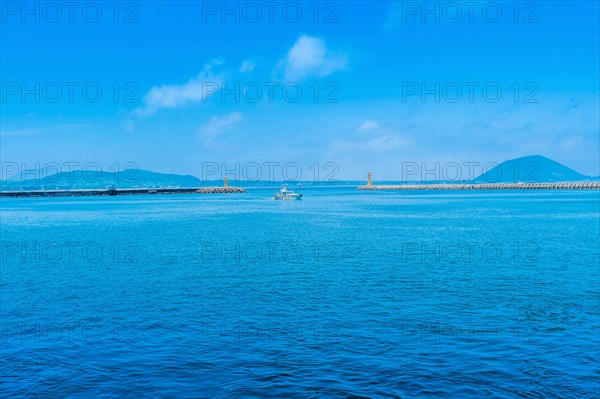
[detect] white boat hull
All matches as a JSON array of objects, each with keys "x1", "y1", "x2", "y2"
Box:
[{"x1": 274, "y1": 187, "x2": 303, "y2": 200}]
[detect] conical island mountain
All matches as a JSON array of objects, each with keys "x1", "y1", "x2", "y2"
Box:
[{"x1": 473, "y1": 155, "x2": 589, "y2": 183}]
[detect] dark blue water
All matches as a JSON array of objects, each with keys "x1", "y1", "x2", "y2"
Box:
[{"x1": 1, "y1": 188, "x2": 599, "y2": 398}]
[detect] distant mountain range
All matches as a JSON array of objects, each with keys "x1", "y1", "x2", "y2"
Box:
[
  {"x1": 0, "y1": 155, "x2": 596, "y2": 190},
  {"x1": 1, "y1": 170, "x2": 204, "y2": 190}
]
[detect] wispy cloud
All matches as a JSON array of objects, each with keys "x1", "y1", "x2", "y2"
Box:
[
  {"x1": 240, "y1": 60, "x2": 256, "y2": 73},
  {"x1": 357, "y1": 120, "x2": 380, "y2": 132},
  {"x1": 0, "y1": 128, "x2": 41, "y2": 137},
  {"x1": 1, "y1": 123, "x2": 85, "y2": 137},
  {"x1": 198, "y1": 112, "x2": 243, "y2": 146},
  {"x1": 131, "y1": 61, "x2": 225, "y2": 120},
  {"x1": 332, "y1": 119, "x2": 409, "y2": 152},
  {"x1": 58, "y1": 123, "x2": 87, "y2": 129},
  {"x1": 331, "y1": 135, "x2": 408, "y2": 152},
  {"x1": 382, "y1": 3, "x2": 403, "y2": 31},
  {"x1": 281, "y1": 35, "x2": 347, "y2": 81}
]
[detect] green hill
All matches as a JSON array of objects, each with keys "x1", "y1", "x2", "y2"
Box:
[{"x1": 1, "y1": 169, "x2": 204, "y2": 190}]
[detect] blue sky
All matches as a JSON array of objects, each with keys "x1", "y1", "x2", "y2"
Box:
[{"x1": 1, "y1": 1, "x2": 599, "y2": 180}]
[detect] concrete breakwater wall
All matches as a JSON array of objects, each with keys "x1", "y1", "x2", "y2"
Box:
[
  {"x1": 358, "y1": 182, "x2": 600, "y2": 191},
  {"x1": 0, "y1": 187, "x2": 246, "y2": 198}
]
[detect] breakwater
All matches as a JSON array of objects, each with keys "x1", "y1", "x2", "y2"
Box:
[
  {"x1": 358, "y1": 182, "x2": 600, "y2": 191},
  {"x1": 0, "y1": 187, "x2": 246, "y2": 198}
]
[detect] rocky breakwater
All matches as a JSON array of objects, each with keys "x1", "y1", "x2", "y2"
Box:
[{"x1": 195, "y1": 187, "x2": 246, "y2": 194}]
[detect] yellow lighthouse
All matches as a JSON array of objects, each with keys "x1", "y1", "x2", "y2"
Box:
[
  {"x1": 367, "y1": 171, "x2": 372, "y2": 187},
  {"x1": 224, "y1": 175, "x2": 229, "y2": 188}
]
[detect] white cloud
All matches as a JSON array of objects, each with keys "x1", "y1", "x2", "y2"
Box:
[
  {"x1": 282, "y1": 35, "x2": 347, "y2": 81},
  {"x1": 240, "y1": 60, "x2": 255, "y2": 73},
  {"x1": 132, "y1": 61, "x2": 225, "y2": 118},
  {"x1": 357, "y1": 120, "x2": 380, "y2": 132},
  {"x1": 199, "y1": 112, "x2": 243, "y2": 137}
]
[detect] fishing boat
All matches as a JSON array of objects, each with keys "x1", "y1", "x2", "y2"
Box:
[{"x1": 274, "y1": 186, "x2": 302, "y2": 200}]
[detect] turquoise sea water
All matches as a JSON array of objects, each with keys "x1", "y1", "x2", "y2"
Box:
[{"x1": 1, "y1": 188, "x2": 599, "y2": 398}]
